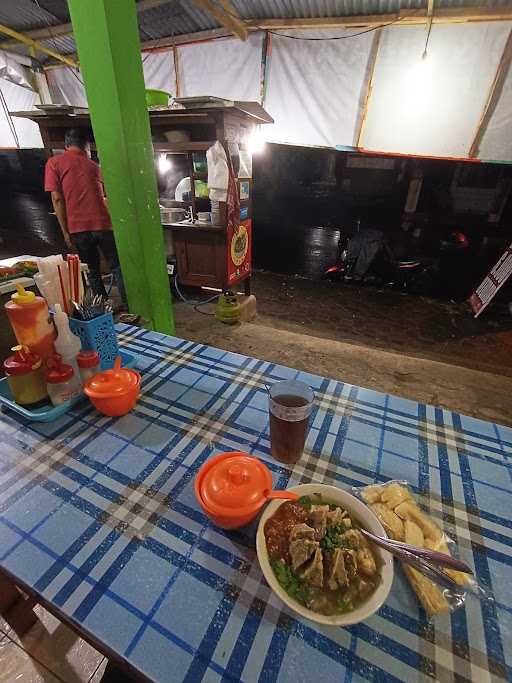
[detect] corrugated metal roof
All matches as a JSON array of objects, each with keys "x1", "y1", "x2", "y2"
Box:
[
  {"x1": 0, "y1": 0, "x2": 509, "y2": 63},
  {"x1": 0, "y1": 0, "x2": 62, "y2": 32},
  {"x1": 38, "y1": 35, "x2": 77, "y2": 57},
  {"x1": 230, "y1": 0, "x2": 510, "y2": 18},
  {"x1": 138, "y1": 1, "x2": 218, "y2": 42},
  {"x1": 230, "y1": 0, "x2": 419, "y2": 18},
  {"x1": 33, "y1": 0, "x2": 69, "y2": 22}
]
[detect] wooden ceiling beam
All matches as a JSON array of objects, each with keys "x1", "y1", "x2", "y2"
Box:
[
  {"x1": 0, "y1": 22, "x2": 78, "y2": 68},
  {"x1": 190, "y1": 0, "x2": 248, "y2": 41},
  {"x1": 426, "y1": 0, "x2": 435, "y2": 32},
  {"x1": 140, "y1": 27, "x2": 232, "y2": 50},
  {"x1": 244, "y1": 6, "x2": 512, "y2": 30}
]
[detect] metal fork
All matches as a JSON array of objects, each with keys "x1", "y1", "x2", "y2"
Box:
[{"x1": 360, "y1": 528, "x2": 472, "y2": 593}]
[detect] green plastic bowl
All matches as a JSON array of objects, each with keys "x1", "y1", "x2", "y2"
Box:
[{"x1": 145, "y1": 89, "x2": 170, "y2": 107}]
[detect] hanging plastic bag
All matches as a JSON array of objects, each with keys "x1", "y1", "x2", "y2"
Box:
[{"x1": 207, "y1": 141, "x2": 229, "y2": 202}]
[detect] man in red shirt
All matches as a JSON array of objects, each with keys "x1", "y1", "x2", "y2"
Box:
[{"x1": 44, "y1": 128, "x2": 126, "y2": 303}]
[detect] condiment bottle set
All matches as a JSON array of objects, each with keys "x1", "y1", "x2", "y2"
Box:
[{"x1": 3, "y1": 284, "x2": 100, "y2": 408}]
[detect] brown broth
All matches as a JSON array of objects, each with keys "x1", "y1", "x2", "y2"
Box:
[{"x1": 265, "y1": 497, "x2": 381, "y2": 616}]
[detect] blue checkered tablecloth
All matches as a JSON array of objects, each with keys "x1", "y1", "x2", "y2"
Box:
[{"x1": 0, "y1": 324, "x2": 510, "y2": 682}]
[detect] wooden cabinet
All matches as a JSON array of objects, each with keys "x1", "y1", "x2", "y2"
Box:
[{"x1": 173, "y1": 227, "x2": 226, "y2": 288}]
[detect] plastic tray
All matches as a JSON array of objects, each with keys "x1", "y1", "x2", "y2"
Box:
[{"x1": 0, "y1": 350, "x2": 138, "y2": 423}]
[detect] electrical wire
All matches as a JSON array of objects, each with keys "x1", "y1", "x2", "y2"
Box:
[
  {"x1": 212, "y1": 0, "x2": 418, "y2": 41},
  {"x1": 268, "y1": 20, "x2": 402, "y2": 40},
  {"x1": 174, "y1": 275, "x2": 218, "y2": 315},
  {"x1": 31, "y1": 0, "x2": 85, "y2": 85},
  {"x1": 0, "y1": 87, "x2": 20, "y2": 147}
]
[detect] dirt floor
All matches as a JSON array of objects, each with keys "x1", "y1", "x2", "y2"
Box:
[{"x1": 173, "y1": 271, "x2": 512, "y2": 426}]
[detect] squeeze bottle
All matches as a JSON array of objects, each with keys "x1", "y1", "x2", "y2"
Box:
[
  {"x1": 5, "y1": 284, "x2": 55, "y2": 361},
  {"x1": 46, "y1": 354, "x2": 82, "y2": 406},
  {"x1": 53, "y1": 303, "x2": 83, "y2": 385},
  {"x1": 3, "y1": 345, "x2": 48, "y2": 405}
]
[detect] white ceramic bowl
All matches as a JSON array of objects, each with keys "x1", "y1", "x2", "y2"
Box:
[{"x1": 256, "y1": 483, "x2": 394, "y2": 626}]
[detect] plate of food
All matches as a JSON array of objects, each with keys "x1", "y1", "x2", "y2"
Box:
[{"x1": 256, "y1": 483, "x2": 394, "y2": 625}]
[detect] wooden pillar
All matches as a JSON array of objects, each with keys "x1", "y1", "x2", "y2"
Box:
[
  {"x1": 355, "y1": 28, "x2": 382, "y2": 148},
  {"x1": 469, "y1": 29, "x2": 512, "y2": 159}
]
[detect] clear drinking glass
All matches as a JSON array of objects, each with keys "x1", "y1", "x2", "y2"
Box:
[{"x1": 269, "y1": 380, "x2": 314, "y2": 465}]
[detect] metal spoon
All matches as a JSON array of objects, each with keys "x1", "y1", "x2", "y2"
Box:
[{"x1": 360, "y1": 527, "x2": 472, "y2": 593}]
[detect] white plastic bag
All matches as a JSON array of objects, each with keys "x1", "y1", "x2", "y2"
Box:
[
  {"x1": 352, "y1": 481, "x2": 487, "y2": 617},
  {"x1": 207, "y1": 141, "x2": 229, "y2": 202}
]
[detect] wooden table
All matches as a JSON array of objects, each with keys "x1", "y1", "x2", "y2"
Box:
[{"x1": 0, "y1": 324, "x2": 510, "y2": 681}]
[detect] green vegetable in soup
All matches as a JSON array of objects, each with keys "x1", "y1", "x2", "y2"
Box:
[
  {"x1": 297, "y1": 493, "x2": 323, "y2": 510},
  {"x1": 336, "y1": 595, "x2": 353, "y2": 613},
  {"x1": 320, "y1": 523, "x2": 351, "y2": 552},
  {"x1": 297, "y1": 495, "x2": 312, "y2": 508},
  {"x1": 271, "y1": 560, "x2": 311, "y2": 606}
]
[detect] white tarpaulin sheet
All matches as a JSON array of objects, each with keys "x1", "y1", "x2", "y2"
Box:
[
  {"x1": 24, "y1": 25, "x2": 512, "y2": 161},
  {"x1": 46, "y1": 67, "x2": 87, "y2": 107},
  {"x1": 479, "y1": 56, "x2": 512, "y2": 161},
  {"x1": 263, "y1": 29, "x2": 374, "y2": 148},
  {"x1": 0, "y1": 77, "x2": 42, "y2": 148},
  {"x1": 0, "y1": 51, "x2": 32, "y2": 90},
  {"x1": 47, "y1": 51, "x2": 176, "y2": 106},
  {"x1": 141, "y1": 49, "x2": 176, "y2": 94},
  {"x1": 177, "y1": 33, "x2": 263, "y2": 101},
  {"x1": 360, "y1": 22, "x2": 512, "y2": 158}
]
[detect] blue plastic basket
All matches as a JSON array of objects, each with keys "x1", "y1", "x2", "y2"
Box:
[{"x1": 69, "y1": 313, "x2": 119, "y2": 370}]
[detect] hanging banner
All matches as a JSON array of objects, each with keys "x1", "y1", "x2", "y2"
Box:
[
  {"x1": 468, "y1": 243, "x2": 512, "y2": 317},
  {"x1": 227, "y1": 218, "x2": 251, "y2": 285}
]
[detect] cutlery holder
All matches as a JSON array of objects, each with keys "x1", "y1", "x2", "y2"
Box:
[{"x1": 69, "y1": 313, "x2": 118, "y2": 370}]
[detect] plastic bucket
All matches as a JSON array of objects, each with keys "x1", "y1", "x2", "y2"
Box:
[{"x1": 145, "y1": 89, "x2": 170, "y2": 107}]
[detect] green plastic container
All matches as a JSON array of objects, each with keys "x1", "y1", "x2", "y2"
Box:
[
  {"x1": 193, "y1": 153, "x2": 208, "y2": 174},
  {"x1": 145, "y1": 89, "x2": 170, "y2": 107}
]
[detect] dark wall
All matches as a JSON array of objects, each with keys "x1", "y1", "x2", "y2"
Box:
[
  {"x1": 252, "y1": 144, "x2": 512, "y2": 288},
  {"x1": 0, "y1": 149, "x2": 66, "y2": 260},
  {"x1": 1, "y1": 146, "x2": 511, "y2": 301}
]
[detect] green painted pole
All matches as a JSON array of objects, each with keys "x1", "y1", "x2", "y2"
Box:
[{"x1": 67, "y1": 0, "x2": 175, "y2": 334}]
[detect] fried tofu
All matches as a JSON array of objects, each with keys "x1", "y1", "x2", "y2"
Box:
[
  {"x1": 370, "y1": 503, "x2": 405, "y2": 540},
  {"x1": 381, "y1": 483, "x2": 412, "y2": 509},
  {"x1": 404, "y1": 520, "x2": 424, "y2": 548},
  {"x1": 394, "y1": 502, "x2": 443, "y2": 543}
]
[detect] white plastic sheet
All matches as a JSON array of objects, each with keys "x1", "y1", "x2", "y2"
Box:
[
  {"x1": 41, "y1": 25, "x2": 512, "y2": 161},
  {"x1": 360, "y1": 22, "x2": 512, "y2": 158},
  {"x1": 46, "y1": 67, "x2": 87, "y2": 107},
  {"x1": 0, "y1": 77, "x2": 42, "y2": 148},
  {"x1": 47, "y1": 51, "x2": 176, "y2": 107},
  {"x1": 0, "y1": 51, "x2": 32, "y2": 90},
  {"x1": 177, "y1": 33, "x2": 263, "y2": 101},
  {"x1": 263, "y1": 29, "x2": 374, "y2": 148},
  {"x1": 142, "y1": 49, "x2": 176, "y2": 94}
]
